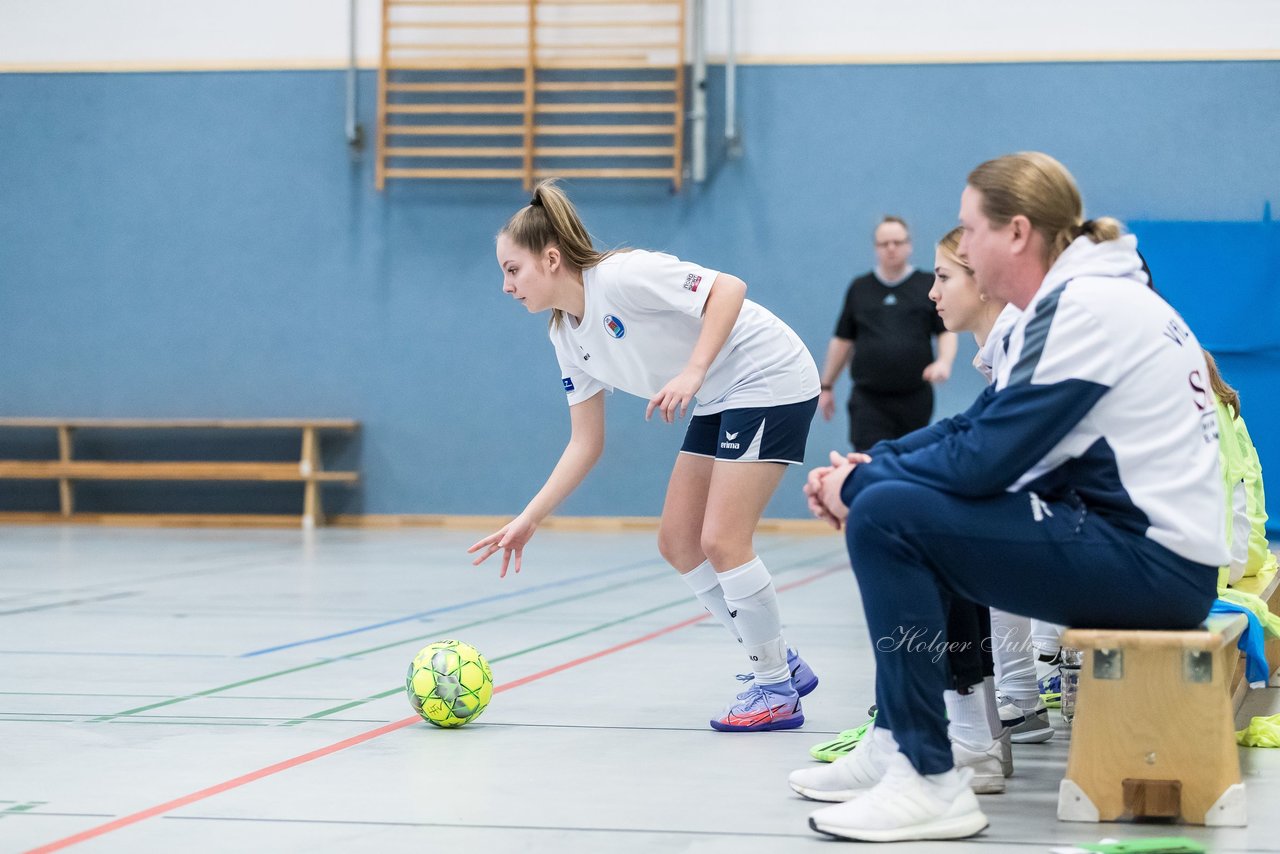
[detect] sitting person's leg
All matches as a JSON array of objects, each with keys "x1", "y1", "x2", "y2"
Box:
[{"x1": 849, "y1": 480, "x2": 1217, "y2": 778}]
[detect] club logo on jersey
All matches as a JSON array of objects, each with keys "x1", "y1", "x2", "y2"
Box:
[
  {"x1": 1163, "y1": 317, "x2": 1190, "y2": 347},
  {"x1": 603, "y1": 315, "x2": 626, "y2": 339},
  {"x1": 562, "y1": 377, "x2": 575, "y2": 392},
  {"x1": 683, "y1": 273, "x2": 701, "y2": 292},
  {"x1": 883, "y1": 293, "x2": 898, "y2": 306}
]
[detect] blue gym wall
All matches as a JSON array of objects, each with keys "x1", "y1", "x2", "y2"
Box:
[{"x1": 1, "y1": 61, "x2": 1278, "y2": 527}]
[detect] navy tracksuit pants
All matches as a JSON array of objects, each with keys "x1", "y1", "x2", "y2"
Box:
[{"x1": 845, "y1": 480, "x2": 1217, "y2": 775}]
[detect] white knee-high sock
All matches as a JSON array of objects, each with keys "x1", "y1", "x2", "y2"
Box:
[
  {"x1": 945, "y1": 685, "x2": 996, "y2": 751},
  {"x1": 717, "y1": 556, "x2": 790, "y2": 685},
  {"x1": 981, "y1": 676, "x2": 1003, "y2": 739},
  {"x1": 678, "y1": 560, "x2": 742, "y2": 642},
  {"x1": 991, "y1": 608, "x2": 1039, "y2": 706},
  {"x1": 1031, "y1": 619, "x2": 1065, "y2": 659}
]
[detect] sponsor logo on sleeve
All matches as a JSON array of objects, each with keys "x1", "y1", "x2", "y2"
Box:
[
  {"x1": 562, "y1": 377, "x2": 575, "y2": 392},
  {"x1": 683, "y1": 273, "x2": 702, "y2": 292},
  {"x1": 603, "y1": 315, "x2": 626, "y2": 339}
]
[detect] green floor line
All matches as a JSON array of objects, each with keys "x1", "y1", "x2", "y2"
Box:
[
  {"x1": 110, "y1": 719, "x2": 271, "y2": 727},
  {"x1": 0, "y1": 691, "x2": 355, "y2": 701},
  {"x1": 90, "y1": 546, "x2": 842, "y2": 726},
  {"x1": 277, "y1": 596, "x2": 688, "y2": 726},
  {"x1": 279, "y1": 550, "x2": 844, "y2": 726},
  {"x1": 281, "y1": 687, "x2": 404, "y2": 726},
  {"x1": 0, "y1": 801, "x2": 46, "y2": 818},
  {"x1": 88, "y1": 568, "x2": 671, "y2": 723}
]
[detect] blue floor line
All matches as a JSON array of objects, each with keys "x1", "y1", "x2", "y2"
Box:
[{"x1": 239, "y1": 556, "x2": 666, "y2": 657}]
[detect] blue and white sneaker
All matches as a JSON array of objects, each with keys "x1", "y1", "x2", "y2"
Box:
[
  {"x1": 711, "y1": 681, "x2": 804, "y2": 732},
  {"x1": 738, "y1": 648, "x2": 819, "y2": 698}
]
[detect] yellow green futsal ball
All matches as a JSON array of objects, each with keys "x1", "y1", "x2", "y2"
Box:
[{"x1": 406, "y1": 639, "x2": 494, "y2": 728}]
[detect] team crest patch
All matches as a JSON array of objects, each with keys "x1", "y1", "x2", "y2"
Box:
[
  {"x1": 603, "y1": 314, "x2": 626, "y2": 339},
  {"x1": 683, "y1": 273, "x2": 701, "y2": 292}
]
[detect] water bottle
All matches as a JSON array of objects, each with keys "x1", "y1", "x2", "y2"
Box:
[{"x1": 1059, "y1": 647, "x2": 1083, "y2": 724}]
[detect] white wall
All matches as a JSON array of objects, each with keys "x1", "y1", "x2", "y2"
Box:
[
  {"x1": 2, "y1": 0, "x2": 1277, "y2": 70},
  {"x1": 702, "y1": 0, "x2": 1280, "y2": 61}
]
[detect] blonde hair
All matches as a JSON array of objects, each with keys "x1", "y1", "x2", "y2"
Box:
[
  {"x1": 499, "y1": 179, "x2": 617, "y2": 329},
  {"x1": 1202, "y1": 348, "x2": 1241, "y2": 419},
  {"x1": 936, "y1": 226, "x2": 973, "y2": 275},
  {"x1": 967, "y1": 152, "x2": 1124, "y2": 267}
]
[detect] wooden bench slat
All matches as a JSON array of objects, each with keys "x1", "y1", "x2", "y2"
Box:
[
  {"x1": 0, "y1": 511, "x2": 308, "y2": 527},
  {"x1": 1062, "y1": 613, "x2": 1246, "y2": 653},
  {"x1": 0, "y1": 418, "x2": 358, "y2": 430},
  {"x1": 0, "y1": 461, "x2": 358, "y2": 483}
]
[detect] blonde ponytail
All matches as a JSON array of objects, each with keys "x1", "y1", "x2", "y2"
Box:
[{"x1": 499, "y1": 180, "x2": 617, "y2": 329}]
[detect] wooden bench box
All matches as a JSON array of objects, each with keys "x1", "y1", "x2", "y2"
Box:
[
  {"x1": 1058, "y1": 564, "x2": 1279, "y2": 827},
  {"x1": 0, "y1": 418, "x2": 358, "y2": 528}
]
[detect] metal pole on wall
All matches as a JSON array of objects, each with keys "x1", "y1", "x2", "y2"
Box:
[
  {"x1": 347, "y1": 0, "x2": 365, "y2": 154},
  {"x1": 725, "y1": 0, "x2": 740, "y2": 158},
  {"x1": 690, "y1": 0, "x2": 707, "y2": 183}
]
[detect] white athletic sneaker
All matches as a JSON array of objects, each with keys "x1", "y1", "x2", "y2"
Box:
[
  {"x1": 951, "y1": 738, "x2": 1006, "y2": 794},
  {"x1": 996, "y1": 727, "x2": 1014, "y2": 779},
  {"x1": 997, "y1": 696, "x2": 1055, "y2": 743},
  {"x1": 788, "y1": 724, "x2": 891, "y2": 802},
  {"x1": 789, "y1": 725, "x2": 1007, "y2": 801},
  {"x1": 807, "y1": 753, "x2": 989, "y2": 842}
]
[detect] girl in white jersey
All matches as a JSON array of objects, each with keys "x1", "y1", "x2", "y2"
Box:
[
  {"x1": 469, "y1": 181, "x2": 822, "y2": 732},
  {"x1": 795, "y1": 153, "x2": 1226, "y2": 842}
]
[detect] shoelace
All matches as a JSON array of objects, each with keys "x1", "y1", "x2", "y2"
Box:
[{"x1": 730, "y1": 682, "x2": 795, "y2": 718}]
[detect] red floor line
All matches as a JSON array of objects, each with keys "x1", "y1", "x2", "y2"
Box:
[{"x1": 26, "y1": 562, "x2": 845, "y2": 853}]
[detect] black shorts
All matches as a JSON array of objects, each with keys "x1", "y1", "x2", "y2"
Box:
[
  {"x1": 679, "y1": 397, "x2": 818, "y2": 465},
  {"x1": 848, "y1": 384, "x2": 934, "y2": 451}
]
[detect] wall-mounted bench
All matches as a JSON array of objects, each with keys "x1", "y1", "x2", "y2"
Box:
[
  {"x1": 1058, "y1": 564, "x2": 1280, "y2": 827},
  {"x1": 0, "y1": 418, "x2": 359, "y2": 528}
]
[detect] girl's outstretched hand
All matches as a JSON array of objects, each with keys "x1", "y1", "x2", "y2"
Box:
[
  {"x1": 646, "y1": 366, "x2": 706, "y2": 423},
  {"x1": 468, "y1": 514, "x2": 538, "y2": 578}
]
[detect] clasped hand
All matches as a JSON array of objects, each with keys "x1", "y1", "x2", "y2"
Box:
[{"x1": 804, "y1": 451, "x2": 872, "y2": 530}]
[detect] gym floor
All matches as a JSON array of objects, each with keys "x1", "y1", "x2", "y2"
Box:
[{"x1": 3, "y1": 526, "x2": 1278, "y2": 852}]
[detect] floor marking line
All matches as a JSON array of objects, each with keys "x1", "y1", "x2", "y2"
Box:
[
  {"x1": 277, "y1": 552, "x2": 845, "y2": 725},
  {"x1": 90, "y1": 569, "x2": 673, "y2": 722},
  {"x1": 0, "y1": 592, "x2": 137, "y2": 617},
  {"x1": 240, "y1": 556, "x2": 665, "y2": 657},
  {"x1": 161, "y1": 813, "x2": 813, "y2": 839},
  {"x1": 25, "y1": 563, "x2": 844, "y2": 853}
]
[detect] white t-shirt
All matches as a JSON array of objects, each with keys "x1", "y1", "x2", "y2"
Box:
[{"x1": 550, "y1": 250, "x2": 820, "y2": 415}]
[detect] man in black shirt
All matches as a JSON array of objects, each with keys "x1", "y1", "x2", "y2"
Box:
[{"x1": 818, "y1": 216, "x2": 957, "y2": 449}]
